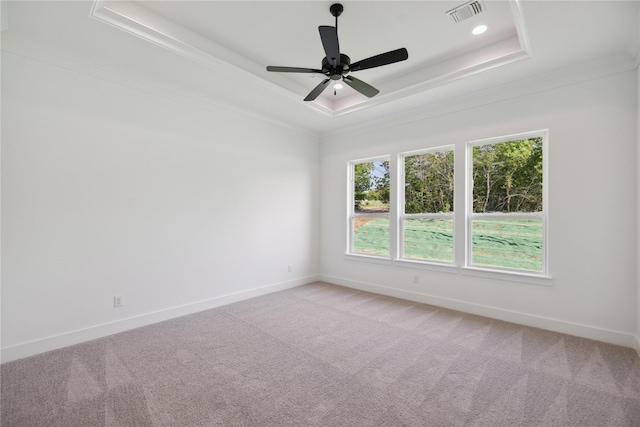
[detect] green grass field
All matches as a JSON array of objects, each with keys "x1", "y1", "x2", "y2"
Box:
[
  {"x1": 353, "y1": 217, "x2": 542, "y2": 272},
  {"x1": 471, "y1": 218, "x2": 543, "y2": 272},
  {"x1": 353, "y1": 218, "x2": 390, "y2": 256},
  {"x1": 403, "y1": 218, "x2": 454, "y2": 262}
]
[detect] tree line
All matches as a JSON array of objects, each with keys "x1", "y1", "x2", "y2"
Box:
[
  {"x1": 354, "y1": 137, "x2": 542, "y2": 214},
  {"x1": 472, "y1": 138, "x2": 542, "y2": 213}
]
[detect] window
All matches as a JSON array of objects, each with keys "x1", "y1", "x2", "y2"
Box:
[
  {"x1": 346, "y1": 130, "x2": 548, "y2": 280},
  {"x1": 400, "y1": 147, "x2": 455, "y2": 263},
  {"x1": 349, "y1": 158, "x2": 390, "y2": 256},
  {"x1": 467, "y1": 132, "x2": 546, "y2": 274}
]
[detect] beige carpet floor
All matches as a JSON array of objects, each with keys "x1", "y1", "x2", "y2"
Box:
[{"x1": 2, "y1": 281, "x2": 640, "y2": 426}]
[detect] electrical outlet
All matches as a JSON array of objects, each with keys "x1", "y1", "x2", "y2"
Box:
[
  {"x1": 288, "y1": 265, "x2": 293, "y2": 273},
  {"x1": 413, "y1": 275, "x2": 420, "y2": 284},
  {"x1": 114, "y1": 295, "x2": 123, "y2": 308}
]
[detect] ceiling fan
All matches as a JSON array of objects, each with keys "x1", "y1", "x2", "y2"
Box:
[{"x1": 266, "y1": 3, "x2": 409, "y2": 102}]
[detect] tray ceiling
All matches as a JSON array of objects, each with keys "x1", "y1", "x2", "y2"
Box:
[
  {"x1": 91, "y1": 0, "x2": 530, "y2": 117},
  {"x1": 2, "y1": 1, "x2": 638, "y2": 135}
]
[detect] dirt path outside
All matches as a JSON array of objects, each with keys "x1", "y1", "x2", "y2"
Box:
[{"x1": 353, "y1": 206, "x2": 389, "y2": 232}]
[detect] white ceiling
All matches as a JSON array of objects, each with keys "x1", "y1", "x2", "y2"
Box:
[
  {"x1": 2, "y1": 1, "x2": 639, "y2": 136},
  {"x1": 133, "y1": 1, "x2": 523, "y2": 108}
]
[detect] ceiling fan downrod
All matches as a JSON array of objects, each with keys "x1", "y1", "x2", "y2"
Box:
[{"x1": 330, "y1": 3, "x2": 343, "y2": 32}]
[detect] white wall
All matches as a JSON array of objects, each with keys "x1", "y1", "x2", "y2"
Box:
[
  {"x1": 1, "y1": 50, "x2": 320, "y2": 361},
  {"x1": 320, "y1": 66, "x2": 638, "y2": 346},
  {"x1": 637, "y1": 54, "x2": 640, "y2": 354},
  {"x1": 2, "y1": 21, "x2": 638, "y2": 363}
]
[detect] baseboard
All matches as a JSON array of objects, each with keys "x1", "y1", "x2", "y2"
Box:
[
  {"x1": 634, "y1": 335, "x2": 640, "y2": 359},
  {"x1": 319, "y1": 275, "x2": 637, "y2": 349},
  {"x1": 1, "y1": 275, "x2": 319, "y2": 363}
]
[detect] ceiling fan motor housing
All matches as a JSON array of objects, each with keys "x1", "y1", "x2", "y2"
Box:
[{"x1": 322, "y1": 54, "x2": 351, "y2": 79}]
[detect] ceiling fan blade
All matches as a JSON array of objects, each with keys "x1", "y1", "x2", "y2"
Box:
[
  {"x1": 266, "y1": 66, "x2": 324, "y2": 74},
  {"x1": 349, "y1": 48, "x2": 408, "y2": 72},
  {"x1": 319, "y1": 26, "x2": 340, "y2": 66},
  {"x1": 304, "y1": 79, "x2": 331, "y2": 101},
  {"x1": 343, "y1": 76, "x2": 379, "y2": 98}
]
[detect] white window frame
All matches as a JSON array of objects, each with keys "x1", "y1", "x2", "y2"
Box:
[
  {"x1": 465, "y1": 130, "x2": 549, "y2": 276},
  {"x1": 399, "y1": 146, "x2": 455, "y2": 266},
  {"x1": 347, "y1": 156, "x2": 391, "y2": 259}
]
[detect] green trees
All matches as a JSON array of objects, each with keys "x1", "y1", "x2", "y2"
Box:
[
  {"x1": 472, "y1": 138, "x2": 543, "y2": 213},
  {"x1": 354, "y1": 138, "x2": 542, "y2": 215},
  {"x1": 374, "y1": 160, "x2": 390, "y2": 205},
  {"x1": 353, "y1": 160, "x2": 390, "y2": 211},
  {"x1": 353, "y1": 162, "x2": 373, "y2": 210},
  {"x1": 404, "y1": 151, "x2": 454, "y2": 214}
]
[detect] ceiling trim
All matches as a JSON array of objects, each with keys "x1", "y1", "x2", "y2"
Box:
[
  {"x1": 626, "y1": 2, "x2": 640, "y2": 68},
  {"x1": 511, "y1": 0, "x2": 531, "y2": 57},
  {"x1": 329, "y1": 40, "x2": 530, "y2": 118},
  {"x1": 321, "y1": 52, "x2": 635, "y2": 141},
  {"x1": 1, "y1": 0, "x2": 9, "y2": 33},
  {"x1": 90, "y1": 0, "x2": 333, "y2": 115},
  {"x1": 91, "y1": 0, "x2": 531, "y2": 119},
  {"x1": 2, "y1": 35, "x2": 320, "y2": 142}
]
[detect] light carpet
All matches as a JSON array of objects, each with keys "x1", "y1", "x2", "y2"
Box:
[{"x1": 2, "y1": 281, "x2": 640, "y2": 426}]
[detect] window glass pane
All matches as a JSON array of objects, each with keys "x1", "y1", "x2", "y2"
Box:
[
  {"x1": 472, "y1": 138, "x2": 543, "y2": 213},
  {"x1": 471, "y1": 217, "x2": 543, "y2": 272},
  {"x1": 354, "y1": 160, "x2": 390, "y2": 213},
  {"x1": 353, "y1": 217, "x2": 390, "y2": 256},
  {"x1": 403, "y1": 218, "x2": 453, "y2": 262},
  {"x1": 404, "y1": 151, "x2": 454, "y2": 214}
]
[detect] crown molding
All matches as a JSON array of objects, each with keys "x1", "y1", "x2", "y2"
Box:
[
  {"x1": 90, "y1": 0, "x2": 333, "y2": 118},
  {"x1": 321, "y1": 53, "x2": 636, "y2": 141},
  {"x1": 90, "y1": 0, "x2": 531, "y2": 118},
  {"x1": 1, "y1": 0, "x2": 9, "y2": 33},
  {"x1": 626, "y1": 2, "x2": 640, "y2": 68},
  {"x1": 1, "y1": 37, "x2": 320, "y2": 143}
]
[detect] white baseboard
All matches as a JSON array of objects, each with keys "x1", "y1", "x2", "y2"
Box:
[
  {"x1": 319, "y1": 275, "x2": 637, "y2": 349},
  {"x1": 1, "y1": 275, "x2": 319, "y2": 363},
  {"x1": 634, "y1": 335, "x2": 640, "y2": 359}
]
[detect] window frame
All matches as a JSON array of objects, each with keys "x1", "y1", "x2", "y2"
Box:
[
  {"x1": 344, "y1": 129, "x2": 551, "y2": 285},
  {"x1": 465, "y1": 130, "x2": 548, "y2": 276},
  {"x1": 399, "y1": 146, "x2": 456, "y2": 266},
  {"x1": 347, "y1": 156, "x2": 391, "y2": 259}
]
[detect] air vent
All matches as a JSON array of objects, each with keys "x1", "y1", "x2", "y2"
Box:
[{"x1": 447, "y1": 0, "x2": 484, "y2": 23}]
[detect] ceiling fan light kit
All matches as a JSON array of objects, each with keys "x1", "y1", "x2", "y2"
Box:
[{"x1": 266, "y1": 3, "x2": 409, "y2": 102}]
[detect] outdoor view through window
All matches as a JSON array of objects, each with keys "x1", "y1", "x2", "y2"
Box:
[
  {"x1": 402, "y1": 149, "x2": 454, "y2": 262},
  {"x1": 352, "y1": 159, "x2": 390, "y2": 256},
  {"x1": 469, "y1": 137, "x2": 544, "y2": 272},
  {"x1": 349, "y1": 132, "x2": 545, "y2": 275}
]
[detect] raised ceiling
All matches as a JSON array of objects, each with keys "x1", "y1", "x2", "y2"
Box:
[
  {"x1": 2, "y1": 1, "x2": 639, "y2": 135},
  {"x1": 93, "y1": 0, "x2": 529, "y2": 116}
]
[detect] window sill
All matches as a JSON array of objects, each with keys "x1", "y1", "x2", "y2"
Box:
[
  {"x1": 460, "y1": 266, "x2": 553, "y2": 287},
  {"x1": 394, "y1": 259, "x2": 459, "y2": 274},
  {"x1": 344, "y1": 255, "x2": 553, "y2": 286},
  {"x1": 344, "y1": 253, "x2": 393, "y2": 266}
]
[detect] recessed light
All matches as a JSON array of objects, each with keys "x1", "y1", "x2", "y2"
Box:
[{"x1": 472, "y1": 24, "x2": 488, "y2": 35}]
